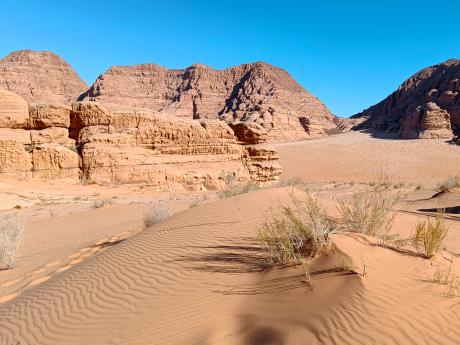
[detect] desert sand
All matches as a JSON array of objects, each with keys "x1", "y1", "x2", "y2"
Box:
[{"x1": 0, "y1": 132, "x2": 459, "y2": 344}]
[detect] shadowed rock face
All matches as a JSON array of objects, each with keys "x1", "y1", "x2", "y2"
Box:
[
  {"x1": 352, "y1": 59, "x2": 460, "y2": 139},
  {"x1": 81, "y1": 62, "x2": 338, "y2": 141},
  {"x1": 0, "y1": 50, "x2": 87, "y2": 105}
]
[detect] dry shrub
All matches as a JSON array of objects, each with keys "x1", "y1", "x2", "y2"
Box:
[
  {"x1": 278, "y1": 176, "x2": 309, "y2": 190},
  {"x1": 189, "y1": 194, "x2": 210, "y2": 208},
  {"x1": 437, "y1": 177, "x2": 460, "y2": 194},
  {"x1": 257, "y1": 192, "x2": 335, "y2": 267},
  {"x1": 143, "y1": 201, "x2": 172, "y2": 229},
  {"x1": 91, "y1": 199, "x2": 114, "y2": 209},
  {"x1": 0, "y1": 214, "x2": 24, "y2": 270},
  {"x1": 338, "y1": 183, "x2": 401, "y2": 245},
  {"x1": 433, "y1": 255, "x2": 459, "y2": 297},
  {"x1": 412, "y1": 211, "x2": 448, "y2": 259},
  {"x1": 218, "y1": 180, "x2": 260, "y2": 199}
]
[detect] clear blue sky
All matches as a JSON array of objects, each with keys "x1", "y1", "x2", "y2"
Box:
[{"x1": 1, "y1": 0, "x2": 459, "y2": 117}]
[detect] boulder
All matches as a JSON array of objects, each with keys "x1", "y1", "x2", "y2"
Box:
[
  {"x1": 29, "y1": 103, "x2": 71, "y2": 129},
  {"x1": 0, "y1": 89, "x2": 29, "y2": 128}
]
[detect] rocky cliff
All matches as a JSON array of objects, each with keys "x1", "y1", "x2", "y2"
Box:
[
  {"x1": 0, "y1": 88, "x2": 80, "y2": 179},
  {"x1": 0, "y1": 88, "x2": 281, "y2": 188},
  {"x1": 0, "y1": 50, "x2": 87, "y2": 105},
  {"x1": 71, "y1": 101, "x2": 281, "y2": 189},
  {"x1": 352, "y1": 59, "x2": 460, "y2": 139},
  {"x1": 81, "y1": 62, "x2": 339, "y2": 141}
]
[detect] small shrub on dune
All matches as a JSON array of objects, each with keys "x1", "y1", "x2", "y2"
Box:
[
  {"x1": 143, "y1": 202, "x2": 172, "y2": 229},
  {"x1": 278, "y1": 176, "x2": 309, "y2": 190},
  {"x1": 412, "y1": 211, "x2": 448, "y2": 259},
  {"x1": 0, "y1": 214, "x2": 24, "y2": 270},
  {"x1": 218, "y1": 180, "x2": 260, "y2": 199},
  {"x1": 337, "y1": 183, "x2": 402, "y2": 245},
  {"x1": 257, "y1": 192, "x2": 336, "y2": 286},
  {"x1": 437, "y1": 177, "x2": 460, "y2": 194}
]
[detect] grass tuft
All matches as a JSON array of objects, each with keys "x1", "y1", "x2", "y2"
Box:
[
  {"x1": 337, "y1": 183, "x2": 402, "y2": 245},
  {"x1": 412, "y1": 211, "x2": 448, "y2": 259},
  {"x1": 0, "y1": 214, "x2": 24, "y2": 270},
  {"x1": 437, "y1": 177, "x2": 460, "y2": 194},
  {"x1": 143, "y1": 201, "x2": 172, "y2": 229},
  {"x1": 257, "y1": 192, "x2": 336, "y2": 287}
]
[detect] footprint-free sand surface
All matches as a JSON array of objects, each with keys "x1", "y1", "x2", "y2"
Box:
[
  {"x1": 1, "y1": 187, "x2": 459, "y2": 344},
  {"x1": 275, "y1": 131, "x2": 460, "y2": 184},
  {"x1": 1, "y1": 132, "x2": 460, "y2": 344}
]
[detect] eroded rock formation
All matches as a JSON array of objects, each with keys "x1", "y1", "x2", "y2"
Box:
[
  {"x1": 0, "y1": 89, "x2": 79, "y2": 179},
  {"x1": 71, "y1": 102, "x2": 281, "y2": 189},
  {"x1": 0, "y1": 50, "x2": 87, "y2": 105},
  {"x1": 81, "y1": 62, "x2": 339, "y2": 141},
  {"x1": 352, "y1": 59, "x2": 460, "y2": 139}
]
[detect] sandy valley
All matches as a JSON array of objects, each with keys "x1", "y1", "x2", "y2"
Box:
[{"x1": 0, "y1": 131, "x2": 459, "y2": 344}]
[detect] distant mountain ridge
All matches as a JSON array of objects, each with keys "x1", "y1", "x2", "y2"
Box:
[
  {"x1": 352, "y1": 59, "x2": 460, "y2": 139},
  {"x1": 0, "y1": 50, "x2": 87, "y2": 105},
  {"x1": 80, "y1": 61, "x2": 339, "y2": 141}
]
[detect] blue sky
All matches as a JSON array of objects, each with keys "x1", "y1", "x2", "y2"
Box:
[{"x1": 1, "y1": 0, "x2": 459, "y2": 117}]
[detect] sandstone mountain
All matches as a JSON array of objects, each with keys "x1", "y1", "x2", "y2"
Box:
[
  {"x1": 352, "y1": 59, "x2": 460, "y2": 139},
  {"x1": 0, "y1": 50, "x2": 87, "y2": 105},
  {"x1": 81, "y1": 62, "x2": 339, "y2": 141}
]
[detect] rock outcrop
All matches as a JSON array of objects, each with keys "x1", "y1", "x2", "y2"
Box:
[
  {"x1": 81, "y1": 62, "x2": 339, "y2": 141},
  {"x1": 71, "y1": 102, "x2": 281, "y2": 189},
  {"x1": 0, "y1": 50, "x2": 87, "y2": 105},
  {"x1": 352, "y1": 59, "x2": 460, "y2": 139},
  {"x1": 0, "y1": 89, "x2": 79, "y2": 179},
  {"x1": 0, "y1": 88, "x2": 281, "y2": 188}
]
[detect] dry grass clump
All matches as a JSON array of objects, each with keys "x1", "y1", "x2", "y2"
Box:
[
  {"x1": 218, "y1": 180, "x2": 260, "y2": 199},
  {"x1": 143, "y1": 201, "x2": 172, "y2": 229},
  {"x1": 412, "y1": 211, "x2": 448, "y2": 259},
  {"x1": 0, "y1": 214, "x2": 24, "y2": 270},
  {"x1": 433, "y1": 256, "x2": 459, "y2": 297},
  {"x1": 437, "y1": 177, "x2": 460, "y2": 194},
  {"x1": 278, "y1": 176, "x2": 309, "y2": 190},
  {"x1": 337, "y1": 183, "x2": 401, "y2": 245},
  {"x1": 257, "y1": 192, "x2": 336, "y2": 287},
  {"x1": 189, "y1": 194, "x2": 210, "y2": 208},
  {"x1": 91, "y1": 199, "x2": 114, "y2": 209}
]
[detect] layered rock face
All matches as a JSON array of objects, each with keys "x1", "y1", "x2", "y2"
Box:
[
  {"x1": 0, "y1": 89, "x2": 79, "y2": 179},
  {"x1": 81, "y1": 62, "x2": 338, "y2": 141},
  {"x1": 71, "y1": 102, "x2": 281, "y2": 189},
  {"x1": 352, "y1": 59, "x2": 460, "y2": 139},
  {"x1": 0, "y1": 50, "x2": 87, "y2": 105},
  {"x1": 0, "y1": 89, "x2": 281, "y2": 187}
]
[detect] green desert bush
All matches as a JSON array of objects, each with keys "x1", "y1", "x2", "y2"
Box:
[
  {"x1": 0, "y1": 214, "x2": 24, "y2": 270},
  {"x1": 257, "y1": 192, "x2": 335, "y2": 265},
  {"x1": 143, "y1": 201, "x2": 172, "y2": 228},
  {"x1": 337, "y1": 183, "x2": 401, "y2": 245},
  {"x1": 412, "y1": 211, "x2": 448, "y2": 259},
  {"x1": 437, "y1": 177, "x2": 460, "y2": 194}
]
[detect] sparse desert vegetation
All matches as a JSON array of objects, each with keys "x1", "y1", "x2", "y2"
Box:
[
  {"x1": 437, "y1": 177, "x2": 460, "y2": 194},
  {"x1": 218, "y1": 179, "x2": 260, "y2": 199},
  {"x1": 257, "y1": 192, "x2": 336, "y2": 285},
  {"x1": 0, "y1": 214, "x2": 24, "y2": 270},
  {"x1": 412, "y1": 211, "x2": 449, "y2": 259},
  {"x1": 143, "y1": 201, "x2": 172, "y2": 228},
  {"x1": 337, "y1": 182, "x2": 402, "y2": 245}
]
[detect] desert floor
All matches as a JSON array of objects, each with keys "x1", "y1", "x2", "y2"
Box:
[{"x1": 0, "y1": 131, "x2": 459, "y2": 344}]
